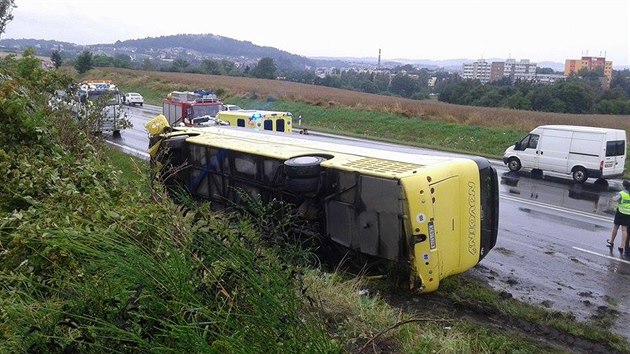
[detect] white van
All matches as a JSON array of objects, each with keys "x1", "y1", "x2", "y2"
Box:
[{"x1": 503, "y1": 125, "x2": 626, "y2": 183}]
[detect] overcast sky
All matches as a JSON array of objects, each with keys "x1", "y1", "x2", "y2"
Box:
[{"x1": 3, "y1": 0, "x2": 630, "y2": 66}]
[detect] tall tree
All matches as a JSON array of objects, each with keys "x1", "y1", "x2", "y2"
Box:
[
  {"x1": 141, "y1": 58, "x2": 155, "y2": 71},
  {"x1": 0, "y1": 0, "x2": 16, "y2": 37},
  {"x1": 50, "y1": 50, "x2": 62, "y2": 69},
  {"x1": 75, "y1": 51, "x2": 94, "y2": 74},
  {"x1": 251, "y1": 57, "x2": 277, "y2": 79},
  {"x1": 92, "y1": 54, "x2": 113, "y2": 67},
  {"x1": 390, "y1": 74, "x2": 420, "y2": 98},
  {"x1": 113, "y1": 53, "x2": 132, "y2": 68},
  {"x1": 201, "y1": 59, "x2": 221, "y2": 75},
  {"x1": 17, "y1": 48, "x2": 42, "y2": 81},
  {"x1": 170, "y1": 59, "x2": 190, "y2": 72}
]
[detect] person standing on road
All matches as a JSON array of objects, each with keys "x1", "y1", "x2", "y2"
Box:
[{"x1": 610, "y1": 180, "x2": 630, "y2": 256}]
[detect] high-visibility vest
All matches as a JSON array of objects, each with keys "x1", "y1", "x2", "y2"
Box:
[{"x1": 619, "y1": 191, "x2": 630, "y2": 215}]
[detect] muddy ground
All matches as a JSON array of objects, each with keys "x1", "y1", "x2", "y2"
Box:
[{"x1": 370, "y1": 271, "x2": 627, "y2": 354}]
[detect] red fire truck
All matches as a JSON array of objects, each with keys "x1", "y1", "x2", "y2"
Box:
[{"x1": 162, "y1": 91, "x2": 223, "y2": 126}]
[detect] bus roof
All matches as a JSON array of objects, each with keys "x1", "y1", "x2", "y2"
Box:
[
  {"x1": 218, "y1": 110, "x2": 292, "y2": 118},
  {"x1": 183, "y1": 126, "x2": 463, "y2": 179}
]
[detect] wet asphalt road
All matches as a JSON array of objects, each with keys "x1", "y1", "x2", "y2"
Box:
[{"x1": 108, "y1": 104, "x2": 630, "y2": 341}]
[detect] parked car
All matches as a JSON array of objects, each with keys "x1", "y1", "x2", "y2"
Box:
[
  {"x1": 222, "y1": 104, "x2": 242, "y2": 112},
  {"x1": 189, "y1": 115, "x2": 229, "y2": 127},
  {"x1": 124, "y1": 92, "x2": 144, "y2": 106}
]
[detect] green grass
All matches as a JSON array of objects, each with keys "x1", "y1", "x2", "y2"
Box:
[
  {"x1": 103, "y1": 146, "x2": 148, "y2": 181},
  {"x1": 264, "y1": 99, "x2": 523, "y2": 158},
  {"x1": 117, "y1": 83, "x2": 164, "y2": 105}
]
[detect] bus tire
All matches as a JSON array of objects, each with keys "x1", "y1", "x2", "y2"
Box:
[
  {"x1": 284, "y1": 156, "x2": 326, "y2": 178},
  {"x1": 285, "y1": 176, "x2": 320, "y2": 193}
]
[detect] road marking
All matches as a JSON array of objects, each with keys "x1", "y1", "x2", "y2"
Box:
[
  {"x1": 573, "y1": 246, "x2": 630, "y2": 264},
  {"x1": 500, "y1": 194, "x2": 613, "y2": 223},
  {"x1": 106, "y1": 140, "x2": 150, "y2": 161}
]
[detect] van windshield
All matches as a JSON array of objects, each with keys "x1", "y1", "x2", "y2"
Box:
[{"x1": 518, "y1": 134, "x2": 539, "y2": 150}]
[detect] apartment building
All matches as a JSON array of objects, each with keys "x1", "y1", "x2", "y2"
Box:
[
  {"x1": 503, "y1": 59, "x2": 537, "y2": 81},
  {"x1": 464, "y1": 58, "x2": 537, "y2": 83},
  {"x1": 564, "y1": 56, "x2": 613, "y2": 89},
  {"x1": 461, "y1": 59, "x2": 492, "y2": 83}
]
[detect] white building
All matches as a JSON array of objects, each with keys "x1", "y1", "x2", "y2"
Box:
[
  {"x1": 503, "y1": 59, "x2": 537, "y2": 82},
  {"x1": 461, "y1": 59, "x2": 492, "y2": 83},
  {"x1": 534, "y1": 74, "x2": 566, "y2": 85}
]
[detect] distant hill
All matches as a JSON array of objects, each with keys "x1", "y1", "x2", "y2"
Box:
[
  {"x1": 0, "y1": 38, "x2": 77, "y2": 50},
  {"x1": 113, "y1": 34, "x2": 315, "y2": 71},
  {"x1": 0, "y1": 34, "x2": 316, "y2": 71}
]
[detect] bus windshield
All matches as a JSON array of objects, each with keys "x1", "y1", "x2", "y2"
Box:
[
  {"x1": 193, "y1": 105, "x2": 221, "y2": 118},
  {"x1": 88, "y1": 90, "x2": 120, "y2": 106}
]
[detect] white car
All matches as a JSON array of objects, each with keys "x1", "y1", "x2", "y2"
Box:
[
  {"x1": 190, "y1": 115, "x2": 230, "y2": 127},
  {"x1": 222, "y1": 104, "x2": 242, "y2": 111},
  {"x1": 124, "y1": 92, "x2": 144, "y2": 106}
]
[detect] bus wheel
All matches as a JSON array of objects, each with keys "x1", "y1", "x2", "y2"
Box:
[
  {"x1": 572, "y1": 167, "x2": 588, "y2": 183},
  {"x1": 284, "y1": 156, "x2": 326, "y2": 178}
]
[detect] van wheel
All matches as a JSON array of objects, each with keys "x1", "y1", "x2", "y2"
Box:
[
  {"x1": 507, "y1": 157, "x2": 522, "y2": 172},
  {"x1": 285, "y1": 156, "x2": 327, "y2": 178},
  {"x1": 572, "y1": 167, "x2": 588, "y2": 183}
]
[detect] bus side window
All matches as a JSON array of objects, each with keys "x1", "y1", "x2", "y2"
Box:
[
  {"x1": 276, "y1": 119, "x2": 285, "y2": 132},
  {"x1": 237, "y1": 119, "x2": 245, "y2": 127},
  {"x1": 264, "y1": 120, "x2": 273, "y2": 131}
]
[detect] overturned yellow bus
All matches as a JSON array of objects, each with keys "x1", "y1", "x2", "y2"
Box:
[{"x1": 146, "y1": 116, "x2": 499, "y2": 293}]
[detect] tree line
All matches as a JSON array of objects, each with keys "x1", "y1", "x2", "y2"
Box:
[
  {"x1": 70, "y1": 50, "x2": 279, "y2": 80},
  {"x1": 437, "y1": 68, "x2": 630, "y2": 114}
]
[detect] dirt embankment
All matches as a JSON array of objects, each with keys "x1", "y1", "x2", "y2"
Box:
[{"x1": 377, "y1": 281, "x2": 626, "y2": 354}]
